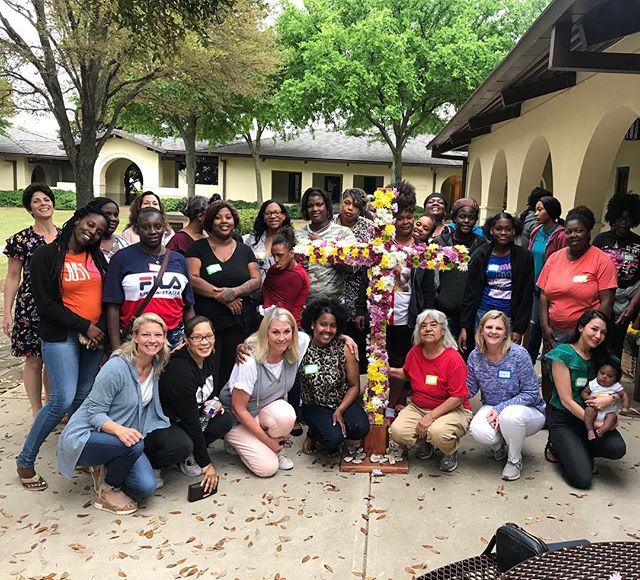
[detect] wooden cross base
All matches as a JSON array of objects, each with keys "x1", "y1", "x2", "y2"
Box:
[
  {"x1": 339, "y1": 454, "x2": 409, "y2": 474},
  {"x1": 339, "y1": 424, "x2": 409, "y2": 474}
]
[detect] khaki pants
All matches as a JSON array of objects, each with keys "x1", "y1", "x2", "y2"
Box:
[{"x1": 389, "y1": 402, "x2": 472, "y2": 455}]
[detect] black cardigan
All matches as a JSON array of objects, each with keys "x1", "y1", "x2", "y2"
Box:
[
  {"x1": 29, "y1": 243, "x2": 106, "y2": 342},
  {"x1": 459, "y1": 243, "x2": 533, "y2": 334}
]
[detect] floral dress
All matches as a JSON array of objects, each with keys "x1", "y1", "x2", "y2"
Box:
[{"x1": 3, "y1": 226, "x2": 58, "y2": 357}]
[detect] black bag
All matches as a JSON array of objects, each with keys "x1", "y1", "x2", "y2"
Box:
[{"x1": 483, "y1": 522, "x2": 548, "y2": 572}]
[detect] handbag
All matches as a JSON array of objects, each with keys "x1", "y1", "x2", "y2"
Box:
[
  {"x1": 119, "y1": 250, "x2": 171, "y2": 341},
  {"x1": 483, "y1": 522, "x2": 548, "y2": 572}
]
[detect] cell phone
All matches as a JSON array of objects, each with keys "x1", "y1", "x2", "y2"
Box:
[{"x1": 187, "y1": 480, "x2": 218, "y2": 502}]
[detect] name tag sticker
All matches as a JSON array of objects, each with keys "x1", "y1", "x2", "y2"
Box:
[
  {"x1": 304, "y1": 364, "x2": 319, "y2": 375},
  {"x1": 206, "y1": 264, "x2": 222, "y2": 275},
  {"x1": 576, "y1": 377, "x2": 588, "y2": 387},
  {"x1": 572, "y1": 275, "x2": 588, "y2": 283},
  {"x1": 425, "y1": 374, "x2": 439, "y2": 386},
  {"x1": 498, "y1": 369, "x2": 512, "y2": 380},
  {"x1": 148, "y1": 263, "x2": 161, "y2": 272},
  {"x1": 487, "y1": 264, "x2": 500, "y2": 272}
]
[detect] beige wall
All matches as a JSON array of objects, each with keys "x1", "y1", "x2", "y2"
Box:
[
  {"x1": 220, "y1": 156, "x2": 462, "y2": 204},
  {"x1": 465, "y1": 32, "x2": 640, "y2": 230},
  {"x1": 0, "y1": 157, "x2": 71, "y2": 190}
]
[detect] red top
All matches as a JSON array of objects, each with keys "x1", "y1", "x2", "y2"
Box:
[
  {"x1": 403, "y1": 346, "x2": 471, "y2": 410},
  {"x1": 262, "y1": 263, "x2": 310, "y2": 326},
  {"x1": 166, "y1": 230, "x2": 194, "y2": 256}
]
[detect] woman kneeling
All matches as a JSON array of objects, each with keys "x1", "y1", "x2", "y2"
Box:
[
  {"x1": 299, "y1": 299, "x2": 369, "y2": 455},
  {"x1": 389, "y1": 309, "x2": 472, "y2": 472},
  {"x1": 220, "y1": 308, "x2": 305, "y2": 477},
  {"x1": 467, "y1": 311, "x2": 546, "y2": 481},
  {"x1": 57, "y1": 314, "x2": 172, "y2": 515}
]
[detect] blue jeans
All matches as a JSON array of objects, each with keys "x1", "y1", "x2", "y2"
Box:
[
  {"x1": 77, "y1": 432, "x2": 156, "y2": 498},
  {"x1": 301, "y1": 402, "x2": 370, "y2": 450},
  {"x1": 17, "y1": 333, "x2": 103, "y2": 468}
]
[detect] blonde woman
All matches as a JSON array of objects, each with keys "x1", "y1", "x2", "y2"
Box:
[
  {"x1": 219, "y1": 307, "x2": 309, "y2": 477},
  {"x1": 56, "y1": 313, "x2": 172, "y2": 515},
  {"x1": 467, "y1": 310, "x2": 545, "y2": 481}
]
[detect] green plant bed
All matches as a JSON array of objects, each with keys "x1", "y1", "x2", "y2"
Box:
[{"x1": 0, "y1": 189, "x2": 78, "y2": 210}]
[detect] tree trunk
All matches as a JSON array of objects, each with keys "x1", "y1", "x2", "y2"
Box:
[
  {"x1": 183, "y1": 116, "x2": 198, "y2": 198},
  {"x1": 244, "y1": 126, "x2": 263, "y2": 205},
  {"x1": 391, "y1": 146, "x2": 403, "y2": 183},
  {"x1": 74, "y1": 155, "x2": 96, "y2": 207}
]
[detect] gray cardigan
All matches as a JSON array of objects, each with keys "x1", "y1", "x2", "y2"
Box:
[{"x1": 57, "y1": 354, "x2": 169, "y2": 478}]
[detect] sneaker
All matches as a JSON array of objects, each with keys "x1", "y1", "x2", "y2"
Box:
[
  {"x1": 491, "y1": 442, "x2": 507, "y2": 462},
  {"x1": 224, "y1": 441, "x2": 238, "y2": 456},
  {"x1": 278, "y1": 452, "x2": 294, "y2": 471},
  {"x1": 502, "y1": 460, "x2": 522, "y2": 481},
  {"x1": 416, "y1": 440, "x2": 434, "y2": 460},
  {"x1": 439, "y1": 452, "x2": 458, "y2": 472},
  {"x1": 153, "y1": 469, "x2": 164, "y2": 490},
  {"x1": 179, "y1": 454, "x2": 202, "y2": 477}
]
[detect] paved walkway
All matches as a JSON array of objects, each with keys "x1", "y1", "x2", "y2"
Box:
[{"x1": 0, "y1": 307, "x2": 639, "y2": 578}]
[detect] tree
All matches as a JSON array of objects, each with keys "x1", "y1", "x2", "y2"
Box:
[
  {"x1": 277, "y1": 0, "x2": 548, "y2": 182},
  {"x1": 0, "y1": 0, "x2": 231, "y2": 206},
  {"x1": 0, "y1": 56, "x2": 12, "y2": 134},
  {"x1": 119, "y1": 1, "x2": 279, "y2": 199}
]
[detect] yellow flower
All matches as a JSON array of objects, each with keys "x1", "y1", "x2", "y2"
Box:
[
  {"x1": 426, "y1": 260, "x2": 436, "y2": 270},
  {"x1": 373, "y1": 415, "x2": 384, "y2": 426},
  {"x1": 318, "y1": 256, "x2": 328, "y2": 265}
]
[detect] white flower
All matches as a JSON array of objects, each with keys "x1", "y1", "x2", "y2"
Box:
[
  {"x1": 457, "y1": 261, "x2": 469, "y2": 272},
  {"x1": 371, "y1": 396, "x2": 383, "y2": 409}
]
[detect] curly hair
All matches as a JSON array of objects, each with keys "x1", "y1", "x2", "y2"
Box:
[
  {"x1": 566, "y1": 205, "x2": 596, "y2": 231},
  {"x1": 396, "y1": 191, "x2": 417, "y2": 215},
  {"x1": 126, "y1": 191, "x2": 171, "y2": 234},
  {"x1": 249, "y1": 200, "x2": 291, "y2": 246},
  {"x1": 386, "y1": 180, "x2": 416, "y2": 198},
  {"x1": 300, "y1": 298, "x2": 347, "y2": 337},
  {"x1": 604, "y1": 192, "x2": 640, "y2": 228},
  {"x1": 272, "y1": 226, "x2": 296, "y2": 250},
  {"x1": 51, "y1": 204, "x2": 109, "y2": 292}
]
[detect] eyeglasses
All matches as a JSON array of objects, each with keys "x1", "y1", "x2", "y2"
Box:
[
  {"x1": 189, "y1": 334, "x2": 215, "y2": 343},
  {"x1": 265, "y1": 211, "x2": 284, "y2": 218}
]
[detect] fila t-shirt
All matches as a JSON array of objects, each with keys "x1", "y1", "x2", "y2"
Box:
[
  {"x1": 61, "y1": 253, "x2": 103, "y2": 324},
  {"x1": 403, "y1": 346, "x2": 471, "y2": 410},
  {"x1": 103, "y1": 245, "x2": 194, "y2": 330}
]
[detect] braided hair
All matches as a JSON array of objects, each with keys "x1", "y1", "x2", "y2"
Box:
[{"x1": 51, "y1": 204, "x2": 109, "y2": 292}]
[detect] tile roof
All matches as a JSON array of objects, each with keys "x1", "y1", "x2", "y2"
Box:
[{"x1": 0, "y1": 126, "x2": 66, "y2": 158}]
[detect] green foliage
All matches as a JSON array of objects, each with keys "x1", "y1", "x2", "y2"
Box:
[
  {"x1": 277, "y1": 0, "x2": 549, "y2": 179},
  {"x1": 0, "y1": 189, "x2": 77, "y2": 209},
  {"x1": 236, "y1": 207, "x2": 260, "y2": 235}
]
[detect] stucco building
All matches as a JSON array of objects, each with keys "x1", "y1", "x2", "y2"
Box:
[
  {"x1": 428, "y1": 0, "x2": 640, "y2": 231},
  {"x1": 1, "y1": 127, "x2": 462, "y2": 207}
]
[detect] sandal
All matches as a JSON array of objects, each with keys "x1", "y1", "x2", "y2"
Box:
[
  {"x1": 290, "y1": 422, "x2": 304, "y2": 437},
  {"x1": 302, "y1": 435, "x2": 317, "y2": 455},
  {"x1": 544, "y1": 441, "x2": 558, "y2": 464},
  {"x1": 17, "y1": 467, "x2": 48, "y2": 491},
  {"x1": 620, "y1": 407, "x2": 640, "y2": 418},
  {"x1": 94, "y1": 486, "x2": 138, "y2": 516}
]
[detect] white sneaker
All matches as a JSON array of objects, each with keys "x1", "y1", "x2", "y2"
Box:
[
  {"x1": 501, "y1": 460, "x2": 522, "y2": 481},
  {"x1": 153, "y1": 469, "x2": 164, "y2": 490},
  {"x1": 491, "y1": 442, "x2": 507, "y2": 462},
  {"x1": 179, "y1": 454, "x2": 202, "y2": 477},
  {"x1": 278, "y1": 452, "x2": 294, "y2": 471}
]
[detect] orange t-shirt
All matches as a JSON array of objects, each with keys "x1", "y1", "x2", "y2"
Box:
[
  {"x1": 537, "y1": 246, "x2": 617, "y2": 332},
  {"x1": 61, "y1": 253, "x2": 103, "y2": 324}
]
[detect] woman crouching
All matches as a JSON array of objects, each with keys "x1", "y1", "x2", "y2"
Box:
[
  {"x1": 57, "y1": 313, "x2": 171, "y2": 515},
  {"x1": 389, "y1": 309, "x2": 472, "y2": 472}
]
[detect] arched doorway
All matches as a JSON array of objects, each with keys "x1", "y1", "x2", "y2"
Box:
[
  {"x1": 517, "y1": 136, "x2": 553, "y2": 212},
  {"x1": 575, "y1": 105, "x2": 640, "y2": 225},
  {"x1": 31, "y1": 165, "x2": 47, "y2": 184},
  {"x1": 103, "y1": 158, "x2": 144, "y2": 205},
  {"x1": 440, "y1": 175, "x2": 462, "y2": 210},
  {"x1": 487, "y1": 150, "x2": 508, "y2": 215}
]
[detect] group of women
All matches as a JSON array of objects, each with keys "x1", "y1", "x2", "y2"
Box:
[{"x1": 3, "y1": 182, "x2": 639, "y2": 515}]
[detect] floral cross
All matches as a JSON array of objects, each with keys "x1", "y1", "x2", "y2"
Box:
[{"x1": 295, "y1": 188, "x2": 470, "y2": 426}]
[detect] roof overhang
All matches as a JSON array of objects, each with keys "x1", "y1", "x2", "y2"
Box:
[{"x1": 429, "y1": 0, "x2": 640, "y2": 156}]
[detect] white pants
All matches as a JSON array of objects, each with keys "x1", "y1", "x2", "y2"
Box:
[{"x1": 469, "y1": 405, "x2": 546, "y2": 464}]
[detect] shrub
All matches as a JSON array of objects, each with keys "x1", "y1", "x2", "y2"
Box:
[
  {"x1": 236, "y1": 207, "x2": 259, "y2": 235},
  {"x1": 0, "y1": 189, "x2": 77, "y2": 209}
]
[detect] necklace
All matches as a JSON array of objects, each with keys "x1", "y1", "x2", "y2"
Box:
[
  {"x1": 138, "y1": 243, "x2": 165, "y2": 264},
  {"x1": 309, "y1": 222, "x2": 331, "y2": 236}
]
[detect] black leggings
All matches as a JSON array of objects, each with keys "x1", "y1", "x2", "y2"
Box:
[{"x1": 548, "y1": 407, "x2": 626, "y2": 489}]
